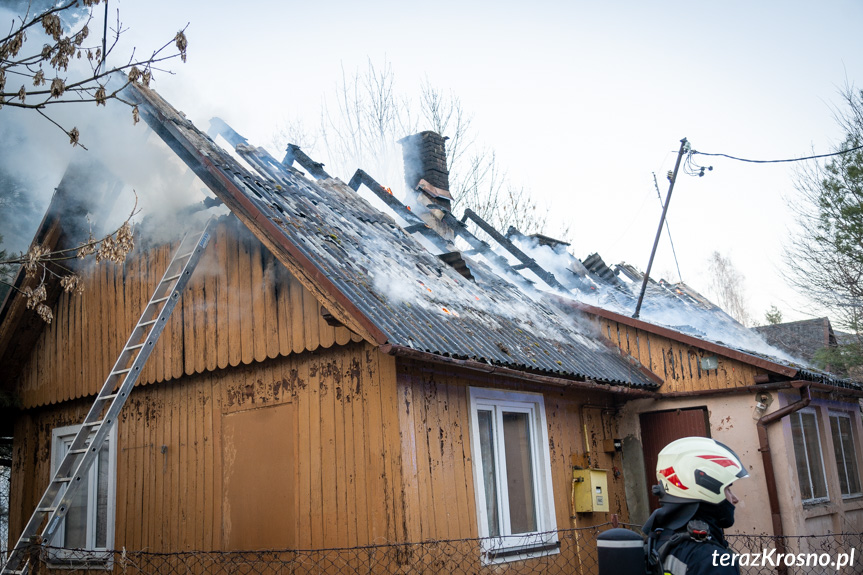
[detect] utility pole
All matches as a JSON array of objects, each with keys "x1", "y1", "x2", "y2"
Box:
[{"x1": 633, "y1": 138, "x2": 688, "y2": 319}]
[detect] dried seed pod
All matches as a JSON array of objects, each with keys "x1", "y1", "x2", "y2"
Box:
[
  {"x1": 95, "y1": 84, "x2": 107, "y2": 106},
  {"x1": 69, "y1": 127, "x2": 80, "y2": 146},
  {"x1": 132, "y1": 105, "x2": 140, "y2": 125},
  {"x1": 17, "y1": 85, "x2": 25, "y2": 102},
  {"x1": 175, "y1": 30, "x2": 188, "y2": 63},
  {"x1": 50, "y1": 77, "x2": 64, "y2": 98},
  {"x1": 33, "y1": 70, "x2": 45, "y2": 86},
  {"x1": 42, "y1": 14, "x2": 62, "y2": 41}
]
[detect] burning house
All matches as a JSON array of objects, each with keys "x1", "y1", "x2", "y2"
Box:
[{"x1": 2, "y1": 80, "x2": 863, "y2": 572}]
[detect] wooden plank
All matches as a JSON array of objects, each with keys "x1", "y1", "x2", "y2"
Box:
[
  {"x1": 363, "y1": 345, "x2": 389, "y2": 542},
  {"x1": 183, "y1": 248, "x2": 198, "y2": 376},
  {"x1": 127, "y1": 392, "x2": 143, "y2": 548},
  {"x1": 424, "y1": 373, "x2": 449, "y2": 539},
  {"x1": 170, "y1": 380, "x2": 182, "y2": 550},
  {"x1": 193, "y1": 376, "x2": 206, "y2": 549},
  {"x1": 348, "y1": 346, "x2": 369, "y2": 546},
  {"x1": 276, "y1": 265, "x2": 293, "y2": 357},
  {"x1": 410, "y1": 365, "x2": 434, "y2": 540},
  {"x1": 338, "y1": 346, "x2": 359, "y2": 548},
  {"x1": 450, "y1": 381, "x2": 474, "y2": 538},
  {"x1": 264, "y1": 253, "x2": 281, "y2": 360},
  {"x1": 303, "y1": 284, "x2": 321, "y2": 352},
  {"x1": 333, "y1": 348, "x2": 350, "y2": 549},
  {"x1": 151, "y1": 384, "x2": 165, "y2": 551},
  {"x1": 295, "y1": 357, "x2": 312, "y2": 549},
  {"x1": 226, "y1": 221, "x2": 242, "y2": 367},
  {"x1": 168, "y1": 242, "x2": 186, "y2": 381},
  {"x1": 215, "y1": 223, "x2": 230, "y2": 370},
  {"x1": 290, "y1": 274, "x2": 305, "y2": 355},
  {"x1": 211, "y1": 372, "x2": 225, "y2": 551},
  {"x1": 203, "y1": 244, "x2": 219, "y2": 373},
  {"x1": 179, "y1": 378, "x2": 191, "y2": 549},
  {"x1": 319, "y1": 353, "x2": 339, "y2": 546},
  {"x1": 334, "y1": 326, "x2": 351, "y2": 346},
  {"x1": 200, "y1": 372, "x2": 214, "y2": 549},
  {"x1": 238, "y1": 229, "x2": 254, "y2": 365},
  {"x1": 191, "y1": 249, "x2": 207, "y2": 375},
  {"x1": 380, "y1": 352, "x2": 406, "y2": 544},
  {"x1": 251, "y1": 237, "x2": 267, "y2": 364},
  {"x1": 396, "y1": 366, "x2": 422, "y2": 543},
  {"x1": 308, "y1": 354, "x2": 324, "y2": 547}
]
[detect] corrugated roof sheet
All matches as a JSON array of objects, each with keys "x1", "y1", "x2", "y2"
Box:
[{"x1": 127, "y1": 84, "x2": 656, "y2": 389}]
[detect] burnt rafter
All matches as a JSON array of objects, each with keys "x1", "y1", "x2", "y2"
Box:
[
  {"x1": 283, "y1": 144, "x2": 330, "y2": 180},
  {"x1": 461, "y1": 209, "x2": 567, "y2": 292}
]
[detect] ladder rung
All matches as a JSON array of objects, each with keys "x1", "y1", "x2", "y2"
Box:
[
  {"x1": 138, "y1": 319, "x2": 158, "y2": 328},
  {"x1": 161, "y1": 272, "x2": 183, "y2": 283},
  {"x1": 175, "y1": 250, "x2": 196, "y2": 260},
  {"x1": 82, "y1": 420, "x2": 104, "y2": 427},
  {"x1": 111, "y1": 368, "x2": 132, "y2": 375},
  {"x1": 54, "y1": 477, "x2": 73, "y2": 482},
  {"x1": 5, "y1": 569, "x2": 26, "y2": 574},
  {"x1": 150, "y1": 296, "x2": 170, "y2": 305},
  {"x1": 36, "y1": 506, "x2": 57, "y2": 512},
  {"x1": 125, "y1": 343, "x2": 146, "y2": 351},
  {"x1": 69, "y1": 448, "x2": 88, "y2": 454},
  {"x1": 98, "y1": 393, "x2": 119, "y2": 401}
]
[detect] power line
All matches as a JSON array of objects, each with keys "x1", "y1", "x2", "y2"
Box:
[
  {"x1": 691, "y1": 143, "x2": 863, "y2": 164},
  {"x1": 652, "y1": 172, "x2": 683, "y2": 282}
]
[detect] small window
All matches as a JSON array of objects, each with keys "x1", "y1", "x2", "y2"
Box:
[
  {"x1": 829, "y1": 412, "x2": 862, "y2": 498},
  {"x1": 49, "y1": 424, "x2": 116, "y2": 566},
  {"x1": 790, "y1": 409, "x2": 828, "y2": 503},
  {"x1": 468, "y1": 388, "x2": 557, "y2": 563}
]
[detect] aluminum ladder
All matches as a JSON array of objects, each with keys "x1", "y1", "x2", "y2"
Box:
[{"x1": 1, "y1": 219, "x2": 214, "y2": 575}]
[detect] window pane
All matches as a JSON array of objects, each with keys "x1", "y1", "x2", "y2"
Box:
[
  {"x1": 477, "y1": 410, "x2": 500, "y2": 537},
  {"x1": 96, "y1": 443, "x2": 110, "y2": 548},
  {"x1": 791, "y1": 413, "x2": 813, "y2": 500},
  {"x1": 831, "y1": 416, "x2": 849, "y2": 495},
  {"x1": 802, "y1": 412, "x2": 827, "y2": 499},
  {"x1": 63, "y1": 443, "x2": 89, "y2": 548},
  {"x1": 837, "y1": 416, "x2": 861, "y2": 495},
  {"x1": 502, "y1": 412, "x2": 536, "y2": 534}
]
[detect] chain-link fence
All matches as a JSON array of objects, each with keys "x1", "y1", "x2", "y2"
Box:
[{"x1": 6, "y1": 527, "x2": 862, "y2": 574}]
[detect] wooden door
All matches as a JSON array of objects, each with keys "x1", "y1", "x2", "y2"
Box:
[{"x1": 640, "y1": 407, "x2": 710, "y2": 511}]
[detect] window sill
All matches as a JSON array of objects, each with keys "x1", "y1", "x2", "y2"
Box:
[
  {"x1": 483, "y1": 540, "x2": 560, "y2": 564},
  {"x1": 46, "y1": 550, "x2": 113, "y2": 570}
]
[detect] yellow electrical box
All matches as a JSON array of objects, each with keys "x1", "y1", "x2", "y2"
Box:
[{"x1": 571, "y1": 468, "x2": 610, "y2": 513}]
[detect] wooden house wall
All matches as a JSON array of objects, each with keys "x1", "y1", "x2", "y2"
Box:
[
  {"x1": 598, "y1": 317, "x2": 767, "y2": 393},
  {"x1": 11, "y1": 342, "x2": 627, "y2": 560},
  {"x1": 11, "y1": 342, "x2": 404, "y2": 552},
  {"x1": 395, "y1": 360, "x2": 629, "y2": 542},
  {"x1": 12, "y1": 217, "x2": 361, "y2": 409}
]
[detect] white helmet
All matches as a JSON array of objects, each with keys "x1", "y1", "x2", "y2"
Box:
[{"x1": 655, "y1": 437, "x2": 749, "y2": 504}]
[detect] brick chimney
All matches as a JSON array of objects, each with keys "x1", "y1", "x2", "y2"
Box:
[{"x1": 399, "y1": 131, "x2": 453, "y2": 212}]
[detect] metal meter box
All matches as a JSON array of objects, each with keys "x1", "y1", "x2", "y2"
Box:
[{"x1": 571, "y1": 469, "x2": 610, "y2": 513}]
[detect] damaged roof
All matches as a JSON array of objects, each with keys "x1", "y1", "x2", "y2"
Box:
[{"x1": 125, "y1": 84, "x2": 656, "y2": 389}]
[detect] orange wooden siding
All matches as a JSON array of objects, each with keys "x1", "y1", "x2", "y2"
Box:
[
  {"x1": 11, "y1": 343, "x2": 627, "y2": 556},
  {"x1": 11, "y1": 343, "x2": 406, "y2": 551},
  {"x1": 598, "y1": 317, "x2": 767, "y2": 393},
  {"x1": 13, "y1": 217, "x2": 361, "y2": 409}
]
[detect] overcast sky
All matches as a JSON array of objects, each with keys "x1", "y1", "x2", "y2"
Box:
[{"x1": 10, "y1": 1, "x2": 863, "y2": 326}]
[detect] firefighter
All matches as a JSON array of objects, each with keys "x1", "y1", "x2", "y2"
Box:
[{"x1": 642, "y1": 437, "x2": 749, "y2": 575}]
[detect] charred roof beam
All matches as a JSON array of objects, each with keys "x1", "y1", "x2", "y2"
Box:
[
  {"x1": 283, "y1": 144, "x2": 330, "y2": 180},
  {"x1": 347, "y1": 169, "x2": 451, "y2": 253},
  {"x1": 461, "y1": 208, "x2": 568, "y2": 292}
]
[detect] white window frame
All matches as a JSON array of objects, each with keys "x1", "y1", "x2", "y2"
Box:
[
  {"x1": 828, "y1": 410, "x2": 863, "y2": 499},
  {"x1": 790, "y1": 407, "x2": 829, "y2": 505},
  {"x1": 48, "y1": 424, "x2": 117, "y2": 568},
  {"x1": 468, "y1": 388, "x2": 557, "y2": 563}
]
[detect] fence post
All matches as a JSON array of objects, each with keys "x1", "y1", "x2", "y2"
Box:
[{"x1": 27, "y1": 535, "x2": 43, "y2": 575}]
